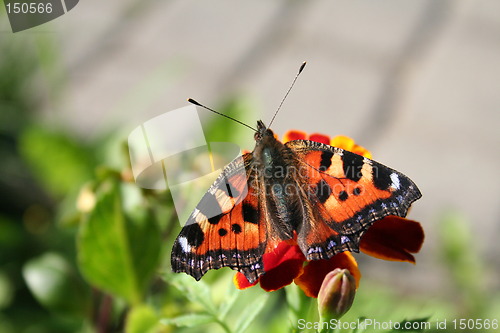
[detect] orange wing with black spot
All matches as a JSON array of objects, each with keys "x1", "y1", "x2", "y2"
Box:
[
  {"x1": 285, "y1": 140, "x2": 422, "y2": 260},
  {"x1": 171, "y1": 153, "x2": 282, "y2": 283}
]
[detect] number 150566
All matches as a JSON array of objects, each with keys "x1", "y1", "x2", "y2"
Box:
[
  {"x1": 6, "y1": 2, "x2": 53, "y2": 14},
  {"x1": 452, "y1": 318, "x2": 498, "y2": 330}
]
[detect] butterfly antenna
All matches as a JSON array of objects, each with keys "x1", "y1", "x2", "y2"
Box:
[
  {"x1": 268, "y1": 61, "x2": 307, "y2": 128},
  {"x1": 188, "y1": 98, "x2": 257, "y2": 132}
]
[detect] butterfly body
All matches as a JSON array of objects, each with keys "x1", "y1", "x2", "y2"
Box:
[
  {"x1": 251, "y1": 121, "x2": 302, "y2": 241},
  {"x1": 171, "y1": 121, "x2": 421, "y2": 283}
]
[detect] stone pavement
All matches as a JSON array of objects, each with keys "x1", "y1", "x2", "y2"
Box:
[{"x1": 14, "y1": 0, "x2": 500, "y2": 291}]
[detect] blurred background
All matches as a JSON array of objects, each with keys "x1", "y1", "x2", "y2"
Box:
[{"x1": 1, "y1": 1, "x2": 499, "y2": 332}]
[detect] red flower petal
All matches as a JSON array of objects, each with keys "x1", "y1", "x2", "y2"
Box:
[
  {"x1": 262, "y1": 241, "x2": 305, "y2": 271},
  {"x1": 308, "y1": 133, "x2": 331, "y2": 145},
  {"x1": 233, "y1": 272, "x2": 258, "y2": 290},
  {"x1": 283, "y1": 130, "x2": 307, "y2": 143},
  {"x1": 294, "y1": 252, "x2": 361, "y2": 298},
  {"x1": 360, "y1": 216, "x2": 424, "y2": 263},
  {"x1": 259, "y1": 257, "x2": 304, "y2": 292},
  {"x1": 234, "y1": 241, "x2": 306, "y2": 291}
]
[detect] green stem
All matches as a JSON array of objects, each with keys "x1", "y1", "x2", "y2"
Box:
[
  {"x1": 214, "y1": 316, "x2": 233, "y2": 333},
  {"x1": 318, "y1": 317, "x2": 336, "y2": 333}
]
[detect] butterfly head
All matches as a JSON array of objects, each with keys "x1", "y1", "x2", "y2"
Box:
[{"x1": 254, "y1": 120, "x2": 275, "y2": 142}]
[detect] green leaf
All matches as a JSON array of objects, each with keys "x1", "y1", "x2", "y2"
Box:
[
  {"x1": 22, "y1": 252, "x2": 91, "y2": 317},
  {"x1": 352, "y1": 317, "x2": 368, "y2": 333},
  {"x1": 438, "y1": 212, "x2": 485, "y2": 314},
  {"x1": 219, "y1": 288, "x2": 240, "y2": 321},
  {"x1": 0, "y1": 216, "x2": 23, "y2": 250},
  {"x1": 168, "y1": 273, "x2": 217, "y2": 314},
  {"x1": 161, "y1": 313, "x2": 215, "y2": 328},
  {"x1": 126, "y1": 305, "x2": 161, "y2": 333},
  {"x1": 234, "y1": 293, "x2": 269, "y2": 333},
  {"x1": 0, "y1": 270, "x2": 14, "y2": 310},
  {"x1": 389, "y1": 317, "x2": 431, "y2": 332},
  {"x1": 18, "y1": 125, "x2": 96, "y2": 197},
  {"x1": 285, "y1": 284, "x2": 314, "y2": 325},
  {"x1": 77, "y1": 180, "x2": 161, "y2": 304},
  {"x1": 285, "y1": 284, "x2": 302, "y2": 315},
  {"x1": 202, "y1": 97, "x2": 257, "y2": 147}
]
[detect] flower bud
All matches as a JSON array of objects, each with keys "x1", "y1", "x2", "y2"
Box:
[
  {"x1": 317, "y1": 268, "x2": 356, "y2": 321},
  {"x1": 76, "y1": 184, "x2": 96, "y2": 213}
]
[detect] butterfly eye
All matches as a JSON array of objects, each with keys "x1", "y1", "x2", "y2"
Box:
[{"x1": 265, "y1": 129, "x2": 275, "y2": 137}]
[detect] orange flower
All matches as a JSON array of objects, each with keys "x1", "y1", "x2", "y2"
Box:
[{"x1": 234, "y1": 130, "x2": 424, "y2": 298}]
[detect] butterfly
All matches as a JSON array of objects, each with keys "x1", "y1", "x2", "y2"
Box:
[{"x1": 171, "y1": 119, "x2": 422, "y2": 284}]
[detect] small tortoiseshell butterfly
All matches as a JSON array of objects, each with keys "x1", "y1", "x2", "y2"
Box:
[{"x1": 171, "y1": 64, "x2": 422, "y2": 284}]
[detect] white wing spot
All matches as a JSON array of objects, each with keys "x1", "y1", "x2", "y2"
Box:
[
  {"x1": 178, "y1": 236, "x2": 191, "y2": 253},
  {"x1": 390, "y1": 173, "x2": 400, "y2": 190}
]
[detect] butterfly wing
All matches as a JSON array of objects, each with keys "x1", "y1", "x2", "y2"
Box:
[
  {"x1": 171, "y1": 153, "x2": 279, "y2": 283},
  {"x1": 285, "y1": 139, "x2": 422, "y2": 260}
]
